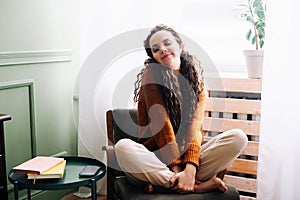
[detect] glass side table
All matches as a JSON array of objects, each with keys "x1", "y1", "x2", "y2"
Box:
[{"x1": 8, "y1": 156, "x2": 106, "y2": 200}]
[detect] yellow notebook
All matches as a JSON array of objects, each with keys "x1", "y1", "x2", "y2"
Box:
[
  {"x1": 13, "y1": 156, "x2": 64, "y2": 175},
  {"x1": 27, "y1": 160, "x2": 66, "y2": 179}
]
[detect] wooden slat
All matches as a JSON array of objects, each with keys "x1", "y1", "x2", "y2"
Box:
[
  {"x1": 243, "y1": 141, "x2": 259, "y2": 156},
  {"x1": 240, "y1": 196, "x2": 256, "y2": 200},
  {"x1": 203, "y1": 117, "x2": 260, "y2": 136},
  {"x1": 206, "y1": 77, "x2": 262, "y2": 93},
  {"x1": 224, "y1": 175, "x2": 257, "y2": 194},
  {"x1": 227, "y1": 159, "x2": 257, "y2": 175},
  {"x1": 203, "y1": 77, "x2": 260, "y2": 200},
  {"x1": 204, "y1": 136, "x2": 259, "y2": 156},
  {"x1": 205, "y1": 97, "x2": 261, "y2": 115}
]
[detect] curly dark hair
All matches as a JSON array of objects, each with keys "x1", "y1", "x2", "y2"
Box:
[{"x1": 134, "y1": 24, "x2": 205, "y2": 133}]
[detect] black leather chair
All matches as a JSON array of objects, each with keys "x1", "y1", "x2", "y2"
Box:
[{"x1": 103, "y1": 109, "x2": 240, "y2": 200}]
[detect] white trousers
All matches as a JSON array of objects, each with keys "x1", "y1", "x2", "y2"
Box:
[{"x1": 114, "y1": 128, "x2": 247, "y2": 188}]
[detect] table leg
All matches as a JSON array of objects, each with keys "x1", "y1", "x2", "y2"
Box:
[
  {"x1": 91, "y1": 178, "x2": 97, "y2": 200},
  {"x1": 27, "y1": 188, "x2": 31, "y2": 200},
  {"x1": 13, "y1": 181, "x2": 19, "y2": 200}
]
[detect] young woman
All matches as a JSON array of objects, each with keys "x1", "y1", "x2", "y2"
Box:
[{"x1": 114, "y1": 24, "x2": 248, "y2": 194}]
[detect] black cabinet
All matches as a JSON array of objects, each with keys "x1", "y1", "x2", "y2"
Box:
[{"x1": 0, "y1": 114, "x2": 11, "y2": 200}]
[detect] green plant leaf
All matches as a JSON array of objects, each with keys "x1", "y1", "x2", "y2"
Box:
[
  {"x1": 256, "y1": 20, "x2": 265, "y2": 27},
  {"x1": 258, "y1": 32, "x2": 265, "y2": 39},
  {"x1": 252, "y1": 36, "x2": 256, "y2": 45},
  {"x1": 246, "y1": 15, "x2": 253, "y2": 22},
  {"x1": 255, "y1": 3, "x2": 264, "y2": 11},
  {"x1": 240, "y1": 0, "x2": 266, "y2": 49},
  {"x1": 259, "y1": 40, "x2": 264, "y2": 48},
  {"x1": 256, "y1": 21, "x2": 265, "y2": 31},
  {"x1": 256, "y1": 10, "x2": 265, "y2": 19},
  {"x1": 255, "y1": 1, "x2": 265, "y2": 18},
  {"x1": 257, "y1": 26, "x2": 265, "y2": 41},
  {"x1": 246, "y1": 29, "x2": 252, "y2": 40},
  {"x1": 253, "y1": 0, "x2": 261, "y2": 7}
]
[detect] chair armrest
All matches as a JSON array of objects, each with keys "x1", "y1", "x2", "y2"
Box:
[
  {"x1": 101, "y1": 146, "x2": 109, "y2": 151},
  {"x1": 102, "y1": 145, "x2": 121, "y2": 171}
]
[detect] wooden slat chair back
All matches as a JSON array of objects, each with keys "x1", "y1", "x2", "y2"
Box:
[{"x1": 203, "y1": 77, "x2": 261, "y2": 200}]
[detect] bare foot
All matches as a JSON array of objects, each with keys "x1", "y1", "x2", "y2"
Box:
[
  {"x1": 144, "y1": 182, "x2": 154, "y2": 193},
  {"x1": 216, "y1": 169, "x2": 227, "y2": 180},
  {"x1": 194, "y1": 176, "x2": 228, "y2": 193}
]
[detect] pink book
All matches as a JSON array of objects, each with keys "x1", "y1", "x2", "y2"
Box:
[{"x1": 13, "y1": 156, "x2": 64, "y2": 175}]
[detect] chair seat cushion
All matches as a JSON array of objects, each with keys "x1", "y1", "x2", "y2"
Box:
[{"x1": 114, "y1": 177, "x2": 240, "y2": 200}]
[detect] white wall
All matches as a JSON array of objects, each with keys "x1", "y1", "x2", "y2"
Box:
[
  {"x1": 257, "y1": 0, "x2": 300, "y2": 199},
  {"x1": 180, "y1": 0, "x2": 251, "y2": 72},
  {"x1": 0, "y1": 0, "x2": 79, "y2": 52},
  {"x1": 79, "y1": 0, "x2": 251, "y2": 72}
]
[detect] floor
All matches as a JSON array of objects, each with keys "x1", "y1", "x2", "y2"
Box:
[{"x1": 61, "y1": 193, "x2": 107, "y2": 200}]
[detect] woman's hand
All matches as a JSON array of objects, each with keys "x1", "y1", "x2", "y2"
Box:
[{"x1": 170, "y1": 163, "x2": 196, "y2": 193}]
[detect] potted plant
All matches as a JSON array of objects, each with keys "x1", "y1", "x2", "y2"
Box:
[{"x1": 239, "y1": 0, "x2": 266, "y2": 78}]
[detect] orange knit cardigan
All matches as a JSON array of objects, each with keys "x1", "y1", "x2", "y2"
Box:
[{"x1": 137, "y1": 68, "x2": 208, "y2": 169}]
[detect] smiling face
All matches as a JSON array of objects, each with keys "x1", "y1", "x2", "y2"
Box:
[{"x1": 149, "y1": 30, "x2": 182, "y2": 71}]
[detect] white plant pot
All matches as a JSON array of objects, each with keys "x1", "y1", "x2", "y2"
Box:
[{"x1": 243, "y1": 50, "x2": 264, "y2": 79}]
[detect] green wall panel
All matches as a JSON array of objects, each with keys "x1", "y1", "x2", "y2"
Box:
[
  {"x1": 0, "y1": 82, "x2": 34, "y2": 171},
  {"x1": 0, "y1": 53, "x2": 78, "y2": 199}
]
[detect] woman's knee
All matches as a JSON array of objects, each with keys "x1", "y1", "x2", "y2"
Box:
[
  {"x1": 114, "y1": 138, "x2": 135, "y2": 153},
  {"x1": 228, "y1": 129, "x2": 248, "y2": 153}
]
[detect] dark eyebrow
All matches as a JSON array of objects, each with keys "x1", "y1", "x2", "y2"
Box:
[
  {"x1": 151, "y1": 44, "x2": 159, "y2": 49},
  {"x1": 151, "y1": 38, "x2": 171, "y2": 49}
]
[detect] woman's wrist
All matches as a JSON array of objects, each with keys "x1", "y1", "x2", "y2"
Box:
[{"x1": 184, "y1": 163, "x2": 196, "y2": 176}]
